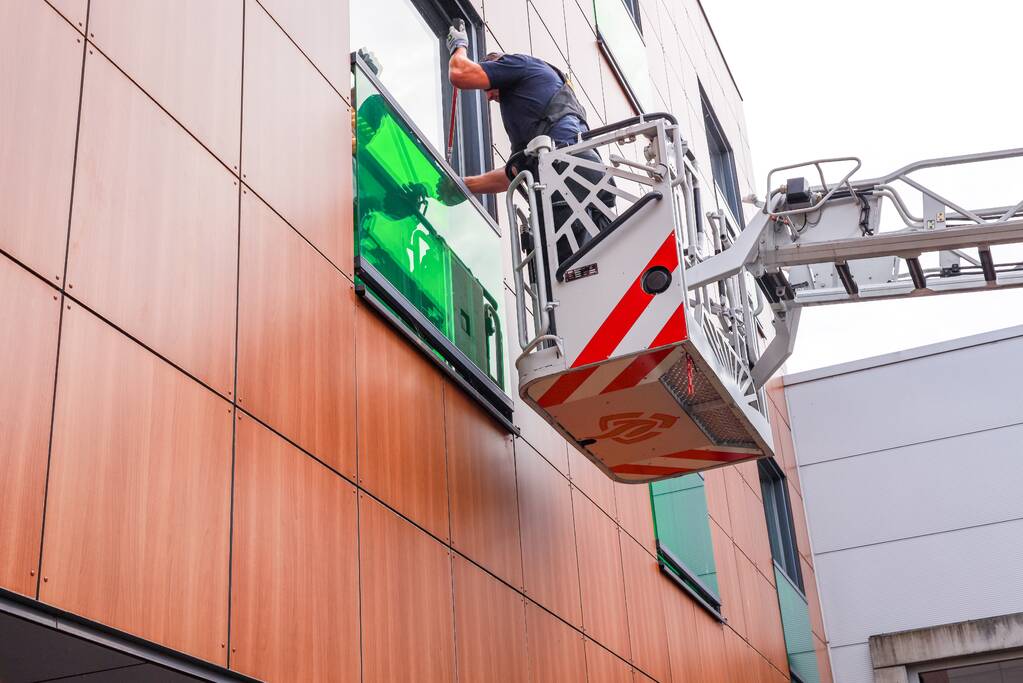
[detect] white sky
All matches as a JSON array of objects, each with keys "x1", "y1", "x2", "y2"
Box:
[{"x1": 700, "y1": 0, "x2": 1023, "y2": 372}]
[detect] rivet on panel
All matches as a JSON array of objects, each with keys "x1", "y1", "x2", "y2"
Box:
[
  {"x1": 68, "y1": 283, "x2": 73, "y2": 289},
  {"x1": 220, "y1": 643, "x2": 225, "y2": 649},
  {"x1": 52, "y1": 295, "x2": 58, "y2": 301},
  {"x1": 43, "y1": 577, "x2": 48, "y2": 582},
  {"x1": 232, "y1": 648, "x2": 236, "y2": 653},
  {"x1": 29, "y1": 570, "x2": 35, "y2": 576},
  {"x1": 88, "y1": 50, "x2": 93, "y2": 55}
]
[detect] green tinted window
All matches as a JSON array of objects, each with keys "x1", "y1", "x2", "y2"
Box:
[
  {"x1": 775, "y1": 566, "x2": 821, "y2": 683},
  {"x1": 353, "y1": 62, "x2": 507, "y2": 391},
  {"x1": 651, "y1": 474, "x2": 720, "y2": 601},
  {"x1": 593, "y1": 0, "x2": 653, "y2": 111}
]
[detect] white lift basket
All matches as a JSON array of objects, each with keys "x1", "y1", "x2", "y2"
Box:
[{"x1": 507, "y1": 114, "x2": 773, "y2": 484}]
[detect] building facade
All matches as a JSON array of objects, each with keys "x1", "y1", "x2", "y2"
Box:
[
  {"x1": 782, "y1": 327, "x2": 1023, "y2": 683},
  {"x1": 1, "y1": 1, "x2": 832, "y2": 681}
]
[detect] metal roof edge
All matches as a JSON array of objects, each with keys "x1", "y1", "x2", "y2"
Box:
[{"x1": 782, "y1": 324, "x2": 1023, "y2": 386}]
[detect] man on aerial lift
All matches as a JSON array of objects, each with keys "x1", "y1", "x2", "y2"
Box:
[{"x1": 444, "y1": 23, "x2": 615, "y2": 264}]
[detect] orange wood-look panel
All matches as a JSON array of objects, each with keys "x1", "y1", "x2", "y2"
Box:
[
  {"x1": 46, "y1": 0, "x2": 87, "y2": 30},
  {"x1": 568, "y1": 446, "x2": 616, "y2": 516},
  {"x1": 801, "y1": 556, "x2": 827, "y2": 641},
  {"x1": 614, "y1": 481, "x2": 656, "y2": 555},
  {"x1": 41, "y1": 305, "x2": 232, "y2": 664},
  {"x1": 68, "y1": 51, "x2": 238, "y2": 396},
  {"x1": 662, "y1": 576, "x2": 727, "y2": 683},
  {"x1": 736, "y1": 549, "x2": 789, "y2": 676},
  {"x1": 88, "y1": 1, "x2": 242, "y2": 169},
  {"x1": 237, "y1": 191, "x2": 357, "y2": 478},
  {"x1": 815, "y1": 634, "x2": 834, "y2": 683},
  {"x1": 516, "y1": 441, "x2": 583, "y2": 626},
  {"x1": 0, "y1": 259, "x2": 61, "y2": 597},
  {"x1": 765, "y1": 377, "x2": 790, "y2": 426},
  {"x1": 242, "y1": 1, "x2": 351, "y2": 272},
  {"x1": 257, "y1": 0, "x2": 348, "y2": 97},
  {"x1": 0, "y1": 2, "x2": 81, "y2": 280},
  {"x1": 452, "y1": 556, "x2": 528, "y2": 683},
  {"x1": 726, "y1": 465, "x2": 775, "y2": 586},
  {"x1": 355, "y1": 306, "x2": 449, "y2": 540},
  {"x1": 769, "y1": 402, "x2": 801, "y2": 497},
  {"x1": 619, "y1": 534, "x2": 670, "y2": 682},
  {"x1": 724, "y1": 627, "x2": 757, "y2": 683},
  {"x1": 789, "y1": 482, "x2": 812, "y2": 563},
  {"x1": 573, "y1": 490, "x2": 632, "y2": 660},
  {"x1": 230, "y1": 416, "x2": 359, "y2": 681},
  {"x1": 359, "y1": 495, "x2": 455, "y2": 682},
  {"x1": 709, "y1": 519, "x2": 747, "y2": 638},
  {"x1": 526, "y1": 602, "x2": 586, "y2": 683},
  {"x1": 704, "y1": 468, "x2": 733, "y2": 538},
  {"x1": 445, "y1": 387, "x2": 522, "y2": 587},
  {"x1": 585, "y1": 639, "x2": 634, "y2": 683}
]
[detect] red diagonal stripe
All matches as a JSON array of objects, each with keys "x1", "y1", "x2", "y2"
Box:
[
  {"x1": 571, "y1": 233, "x2": 679, "y2": 368},
  {"x1": 536, "y1": 366, "x2": 599, "y2": 408},
  {"x1": 599, "y1": 348, "x2": 673, "y2": 395},
  {"x1": 610, "y1": 463, "x2": 693, "y2": 477},
  {"x1": 661, "y1": 449, "x2": 758, "y2": 463},
  {"x1": 649, "y1": 301, "x2": 687, "y2": 348}
]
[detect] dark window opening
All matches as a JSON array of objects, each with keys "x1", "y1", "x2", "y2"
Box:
[
  {"x1": 621, "y1": 0, "x2": 643, "y2": 33},
  {"x1": 759, "y1": 458, "x2": 804, "y2": 591},
  {"x1": 700, "y1": 84, "x2": 743, "y2": 225}
]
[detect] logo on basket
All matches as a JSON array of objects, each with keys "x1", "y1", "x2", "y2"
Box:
[{"x1": 588, "y1": 412, "x2": 678, "y2": 444}]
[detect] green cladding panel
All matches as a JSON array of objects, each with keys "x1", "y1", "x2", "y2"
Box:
[
  {"x1": 651, "y1": 474, "x2": 719, "y2": 597},
  {"x1": 593, "y1": 0, "x2": 653, "y2": 111},
  {"x1": 353, "y1": 62, "x2": 507, "y2": 392},
  {"x1": 774, "y1": 565, "x2": 821, "y2": 683}
]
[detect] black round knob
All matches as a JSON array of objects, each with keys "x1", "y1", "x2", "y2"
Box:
[{"x1": 642, "y1": 266, "x2": 672, "y2": 295}]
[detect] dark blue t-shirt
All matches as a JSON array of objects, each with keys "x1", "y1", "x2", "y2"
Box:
[{"x1": 480, "y1": 53, "x2": 587, "y2": 153}]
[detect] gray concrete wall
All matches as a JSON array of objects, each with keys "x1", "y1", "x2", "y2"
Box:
[{"x1": 783, "y1": 326, "x2": 1023, "y2": 683}]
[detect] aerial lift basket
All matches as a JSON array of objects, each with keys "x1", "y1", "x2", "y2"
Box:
[{"x1": 507, "y1": 114, "x2": 773, "y2": 484}]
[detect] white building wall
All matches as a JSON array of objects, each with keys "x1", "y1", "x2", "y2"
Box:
[{"x1": 783, "y1": 326, "x2": 1023, "y2": 683}]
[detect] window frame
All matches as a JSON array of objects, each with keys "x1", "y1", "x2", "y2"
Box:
[
  {"x1": 699, "y1": 84, "x2": 743, "y2": 226},
  {"x1": 649, "y1": 475, "x2": 725, "y2": 621},
  {"x1": 620, "y1": 0, "x2": 643, "y2": 34},
  {"x1": 758, "y1": 457, "x2": 804, "y2": 592}
]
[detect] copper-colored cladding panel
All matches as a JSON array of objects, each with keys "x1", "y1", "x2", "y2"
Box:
[
  {"x1": 815, "y1": 633, "x2": 834, "y2": 683},
  {"x1": 614, "y1": 481, "x2": 656, "y2": 554},
  {"x1": 257, "y1": 0, "x2": 349, "y2": 97},
  {"x1": 573, "y1": 489, "x2": 632, "y2": 660},
  {"x1": 87, "y1": 0, "x2": 243, "y2": 169},
  {"x1": 801, "y1": 556, "x2": 826, "y2": 640},
  {"x1": 40, "y1": 305, "x2": 232, "y2": 665},
  {"x1": 563, "y1": 0, "x2": 603, "y2": 115},
  {"x1": 46, "y1": 0, "x2": 87, "y2": 30},
  {"x1": 358, "y1": 495, "x2": 455, "y2": 682},
  {"x1": 704, "y1": 467, "x2": 733, "y2": 537},
  {"x1": 735, "y1": 549, "x2": 788, "y2": 674},
  {"x1": 452, "y1": 556, "x2": 528, "y2": 683},
  {"x1": 620, "y1": 535, "x2": 670, "y2": 682},
  {"x1": 568, "y1": 446, "x2": 616, "y2": 516},
  {"x1": 230, "y1": 416, "x2": 360, "y2": 682},
  {"x1": 0, "y1": 3, "x2": 81, "y2": 281},
  {"x1": 355, "y1": 307, "x2": 449, "y2": 541},
  {"x1": 242, "y1": 1, "x2": 351, "y2": 272},
  {"x1": 445, "y1": 387, "x2": 522, "y2": 587},
  {"x1": 709, "y1": 520, "x2": 747, "y2": 638},
  {"x1": 584, "y1": 639, "x2": 634, "y2": 683},
  {"x1": 237, "y1": 192, "x2": 357, "y2": 479},
  {"x1": 68, "y1": 51, "x2": 238, "y2": 397},
  {"x1": 661, "y1": 576, "x2": 725, "y2": 683},
  {"x1": 525, "y1": 602, "x2": 586, "y2": 683},
  {"x1": 730, "y1": 472, "x2": 775, "y2": 584},
  {"x1": 515, "y1": 442, "x2": 583, "y2": 627},
  {"x1": 0, "y1": 259, "x2": 61, "y2": 597}
]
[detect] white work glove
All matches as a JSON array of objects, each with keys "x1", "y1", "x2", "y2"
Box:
[{"x1": 446, "y1": 24, "x2": 468, "y2": 55}]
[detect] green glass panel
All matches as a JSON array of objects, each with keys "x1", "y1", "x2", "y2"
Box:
[
  {"x1": 774, "y1": 565, "x2": 821, "y2": 683},
  {"x1": 353, "y1": 64, "x2": 507, "y2": 390},
  {"x1": 651, "y1": 475, "x2": 719, "y2": 597},
  {"x1": 593, "y1": 0, "x2": 653, "y2": 111}
]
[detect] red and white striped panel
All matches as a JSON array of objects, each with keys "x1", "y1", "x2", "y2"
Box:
[
  {"x1": 563, "y1": 232, "x2": 686, "y2": 372},
  {"x1": 608, "y1": 446, "x2": 761, "y2": 482}
]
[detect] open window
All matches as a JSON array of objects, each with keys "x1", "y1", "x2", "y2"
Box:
[
  {"x1": 350, "y1": 0, "x2": 492, "y2": 207},
  {"x1": 650, "y1": 475, "x2": 723, "y2": 619}
]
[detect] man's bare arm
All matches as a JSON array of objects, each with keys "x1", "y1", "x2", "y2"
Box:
[
  {"x1": 464, "y1": 168, "x2": 511, "y2": 195},
  {"x1": 448, "y1": 47, "x2": 491, "y2": 90}
]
